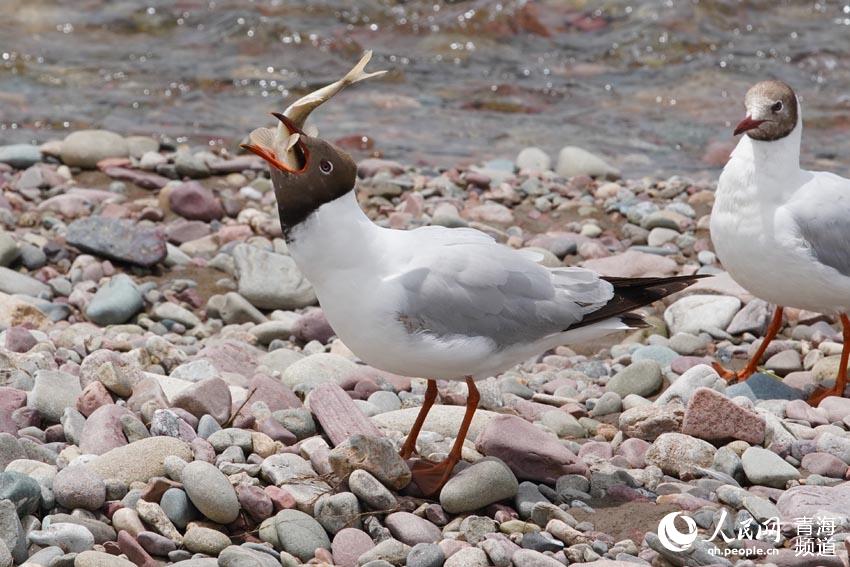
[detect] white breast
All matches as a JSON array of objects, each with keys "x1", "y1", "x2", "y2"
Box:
[
  {"x1": 286, "y1": 192, "x2": 501, "y2": 380},
  {"x1": 711, "y1": 134, "x2": 850, "y2": 313}
]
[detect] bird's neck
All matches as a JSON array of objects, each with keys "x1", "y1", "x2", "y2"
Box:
[
  {"x1": 726, "y1": 113, "x2": 804, "y2": 203},
  {"x1": 730, "y1": 113, "x2": 803, "y2": 178},
  {"x1": 285, "y1": 189, "x2": 381, "y2": 284}
]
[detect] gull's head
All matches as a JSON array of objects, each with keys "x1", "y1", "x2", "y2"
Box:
[
  {"x1": 734, "y1": 80, "x2": 798, "y2": 141},
  {"x1": 242, "y1": 113, "x2": 358, "y2": 229}
]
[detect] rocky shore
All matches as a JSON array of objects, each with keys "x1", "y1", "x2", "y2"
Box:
[{"x1": 0, "y1": 130, "x2": 849, "y2": 567}]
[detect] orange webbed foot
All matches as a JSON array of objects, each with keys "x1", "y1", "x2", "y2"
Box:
[
  {"x1": 807, "y1": 386, "x2": 844, "y2": 407},
  {"x1": 409, "y1": 458, "x2": 458, "y2": 497},
  {"x1": 711, "y1": 361, "x2": 755, "y2": 384}
]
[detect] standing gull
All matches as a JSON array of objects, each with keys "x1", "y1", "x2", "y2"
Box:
[
  {"x1": 711, "y1": 80, "x2": 850, "y2": 404},
  {"x1": 243, "y1": 57, "x2": 702, "y2": 495}
]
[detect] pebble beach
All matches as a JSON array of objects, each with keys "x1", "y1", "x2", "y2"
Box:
[{"x1": 0, "y1": 128, "x2": 849, "y2": 567}]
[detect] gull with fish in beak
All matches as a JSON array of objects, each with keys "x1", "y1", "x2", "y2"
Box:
[{"x1": 245, "y1": 52, "x2": 704, "y2": 495}]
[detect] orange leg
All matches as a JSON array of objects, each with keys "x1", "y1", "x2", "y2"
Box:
[
  {"x1": 399, "y1": 379, "x2": 438, "y2": 459},
  {"x1": 713, "y1": 306, "x2": 784, "y2": 383},
  {"x1": 410, "y1": 377, "x2": 480, "y2": 497},
  {"x1": 808, "y1": 314, "x2": 850, "y2": 405}
]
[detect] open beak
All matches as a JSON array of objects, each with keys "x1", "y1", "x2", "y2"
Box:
[
  {"x1": 733, "y1": 116, "x2": 766, "y2": 136},
  {"x1": 241, "y1": 113, "x2": 310, "y2": 173}
]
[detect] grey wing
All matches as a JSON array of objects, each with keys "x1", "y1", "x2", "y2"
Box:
[
  {"x1": 786, "y1": 172, "x2": 850, "y2": 277},
  {"x1": 390, "y1": 227, "x2": 614, "y2": 348}
]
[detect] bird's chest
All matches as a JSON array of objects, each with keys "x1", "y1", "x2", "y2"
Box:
[{"x1": 710, "y1": 170, "x2": 808, "y2": 304}]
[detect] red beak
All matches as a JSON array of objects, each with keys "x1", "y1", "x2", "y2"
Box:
[{"x1": 733, "y1": 116, "x2": 766, "y2": 136}]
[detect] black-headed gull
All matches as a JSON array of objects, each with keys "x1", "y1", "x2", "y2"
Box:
[
  {"x1": 711, "y1": 80, "x2": 849, "y2": 405},
  {"x1": 243, "y1": 56, "x2": 703, "y2": 494}
]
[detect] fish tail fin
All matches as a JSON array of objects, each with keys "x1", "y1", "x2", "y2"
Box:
[{"x1": 344, "y1": 50, "x2": 387, "y2": 85}]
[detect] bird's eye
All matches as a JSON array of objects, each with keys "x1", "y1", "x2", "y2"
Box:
[
  {"x1": 319, "y1": 159, "x2": 333, "y2": 174},
  {"x1": 771, "y1": 101, "x2": 783, "y2": 113}
]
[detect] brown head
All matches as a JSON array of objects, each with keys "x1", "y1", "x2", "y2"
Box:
[
  {"x1": 733, "y1": 80, "x2": 798, "y2": 141},
  {"x1": 242, "y1": 113, "x2": 358, "y2": 235}
]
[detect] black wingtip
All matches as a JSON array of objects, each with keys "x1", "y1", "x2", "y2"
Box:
[
  {"x1": 619, "y1": 312, "x2": 650, "y2": 329},
  {"x1": 572, "y1": 273, "x2": 706, "y2": 330}
]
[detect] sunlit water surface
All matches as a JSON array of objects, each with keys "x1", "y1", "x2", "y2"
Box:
[{"x1": 3, "y1": 0, "x2": 850, "y2": 177}]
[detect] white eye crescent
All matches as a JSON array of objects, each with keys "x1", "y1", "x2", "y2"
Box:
[{"x1": 320, "y1": 159, "x2": 333, "y2": 174}]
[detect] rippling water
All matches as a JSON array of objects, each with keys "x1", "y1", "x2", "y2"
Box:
[{"x1": 2, "y1": 0, "x2": 850, "y2": 176}]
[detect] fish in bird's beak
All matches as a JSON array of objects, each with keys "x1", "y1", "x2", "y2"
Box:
[
  {"x1": 242, "y1": 113, "x2": 309, "y2": 174},
  {"x1": 249, "y1": 113, "x2": 361, "y2": 233},
  {"x1": 241, "y1": 50, "x2": 386, "y2": 173}
]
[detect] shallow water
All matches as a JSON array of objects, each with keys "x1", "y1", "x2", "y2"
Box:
[{"x1": 2, "y1": 0, "x2": 850, "y2": 176}]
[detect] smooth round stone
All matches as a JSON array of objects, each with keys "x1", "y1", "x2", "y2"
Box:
[
  {"x1": 314, "y1": 492, "x2": 361, "y2": 535},
  {"x1": 28, "y1": 369, "x2": 82, "y2": 423},
  {"x1": 0, "y1": 143, "x2": 42, "y2": 168},
  {"x1": 280, "y1": 353, "x2": 357, "y2": 391},
  {"x1": 589, "y1": 391, "x2": 622, "y2": 416},
  {"x1": 232, "y1": 244, "x2": 316, "y2": 311},
  {"x1": 516, "y1": 481, "x2": 550, "y2": 519},
  {"x1": 111, "y1": 509, "x2": 146, "y2": 537},
  {"x1": 764, "y1": 349, "x2": 802, "y2": 376},
  {"x1": 79, "y1": 404, "x2": 133, "y2": 455},
  {"x1": 0, "y1": 471, "x2": 41, "y2": 515},
  {"x1": 439, "y1": 458, "x2": 519, "y2": 514},
  {"x1": 60, "y1": 130, "x2": 128, "y2": 168},
  {"x1": 555, "y1": 146, "x2": 619, "y2": 179},
  {"x1": 137, "y1": 530, "x2": 177, "y2": 556},
  {"x1": 183, "y1": 526, "x2": 230, "y2": 556},
  {"x1": 42, "y1": 514, "x2": 115, "y2": 545},
  {"x1": 207, "y1": 428, "x2": 253, "y2": 452},
  {"x1": 607, "y1": 360, "x2": 663, "y2": 397},
  {"x1": 521, "y1": 531, "x2": 564, "y2": 553},
  {"x1": 332, "y1": 528, "x2": 375, "y2": 567},
  {"x1": 510, "y1": 549, "x2": 564, "y2": 566},
  {"x1": 272, "y1": 509, "x2": 331, "y2": 562},
  {"x1": 664, "y1": 294, "x2": 741, "y2": 335},
  {"x1": 459, "y1": 516, "x2": 497, "y2": 545},
  {"x1": 180, "y1": 461, "x2": 239, "y2": 524},
  {"x1": 516, "y1": 146, "x2": 551, "y2": 172},
  {"x1": 197, "y1": 414, "x2": 222, "y2": 439},
  {"x1": 159, "y1": 488, "x2": 200, "y2": 530},
  {"x1": 444, "y1": 546, "x2": 488, "y2": 567},
  {"x1": 53, "y1": 466, "x2": 106, "y2": 511},
  {"x1": 801, "y1": 452, "x2": 848, "y2": 478},
  {"x1": 540, "y1": 410, "x2": 585, "y2": 439},
  {"x1": 0, "y1": 500, "x2": 24, "y2": 562},
  {"x1": 28, "y1": 522, "x2": 94, "y2": 553},
  {"x1": 407, "y1": 542, "x2": 446, "y2": 567},
  {"x1": 384, "y1": 512, "x2": 441, "y2": 546},
  {"x1": 218, "y1": 545, "x2": 282, "y2": 567},
  {"x1": 644, "y1": 433, "x2": 716, "y2": 478},
  {"x1": 74, "y1": 550, "x2": 136, "y2": 566},
  {"x1": 356, "y1": 539, "x2": 411, "y2": 566},
  {"x1": 367, "y1": 391, "x2": 402, "y2": 413},
  {"x1": 631, "y1": 345, "x2": 679, "y2": 368},
  {"x1": 741, "y1": 447, "x2": 801, "y2": 488},
  {"x1": 235, "y1": 484, "x2": 273, "y2": 523},
  {"x1": 168, "y1": 558, "x2": 218, "y2": 567},
  {"x1": 85, "y1": 275, "x2": 143, "y2": 326},
  {"x1": 86, "y1": 437, "x2": 192, "y2": 485},
  {"x1": 271, "y1": 408, "x2": 316, "y2": 440},
  {"x1": 348, "y1": 469, "x2": 398, "y2": 510}
]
